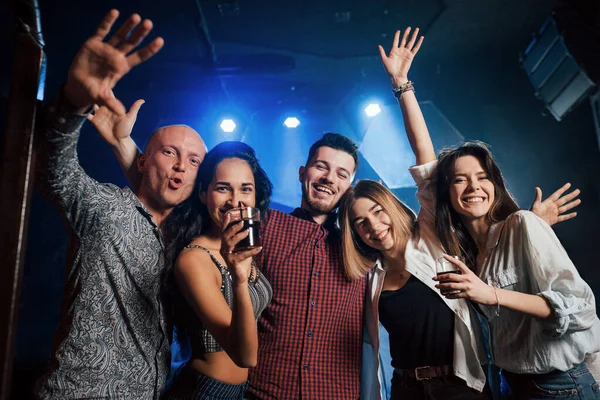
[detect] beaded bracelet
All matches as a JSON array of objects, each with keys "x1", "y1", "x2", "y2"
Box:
[{"x1": 392, "y1": 80, "x2": 415, "y2": 99}]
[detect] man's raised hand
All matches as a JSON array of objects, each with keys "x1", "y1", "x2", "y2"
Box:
[
  {"x1": 63, "y1": 10, "x2": 163, "y2": 115},
  {"x1": 88, "y1": 99, "x2": 144, "y2": 148}
]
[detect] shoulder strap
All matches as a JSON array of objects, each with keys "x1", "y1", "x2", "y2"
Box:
[{"x1": 183, "y1": 244, "x2": 228, "y2": 274}]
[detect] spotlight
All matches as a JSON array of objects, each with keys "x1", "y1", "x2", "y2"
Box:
[
  {"x1": 284, "y1": 117, "x2": 301, "y2": 128},
  {"x1": 365, "y1": 103, "x2": 381, "y2": 117},
  {"x1": 220, "y1": 119, "x2": 236, "y2": 133}
]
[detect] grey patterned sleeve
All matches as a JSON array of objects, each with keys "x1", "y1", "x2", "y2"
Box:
[{"x1": 36, "y1": 95, "x2": 109, "y2": 235}]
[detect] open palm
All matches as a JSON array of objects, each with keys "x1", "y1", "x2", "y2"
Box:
[
  {"x1": 88, "y1": 100, "x2": 144, "y2": 147},
  {"x1": 63, "y1": 10, "x2": 163, "y2": 115},
  {"x1": 530, "y1": 183, "x2": 581, "y2": 226},
  {"x1": 379, "y1": 27, "x2": 424, "y2": 84}
]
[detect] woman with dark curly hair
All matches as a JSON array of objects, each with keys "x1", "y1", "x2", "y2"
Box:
[{"x1": 162, "y1": 141, "x2": 273, "y2": 399}]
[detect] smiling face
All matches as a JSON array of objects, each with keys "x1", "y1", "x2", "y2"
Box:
[
  {"x1": 349, "y1": 197, "x2": 394, "y2": 253},
  {"x1": 137, "y1": 125, "x2": 206, "y2": 213},
  {"x1": 299, "y1": 146, "x2": 356, "y2": 217},
  {"x1": 199, "y1": 157, "x2": 256, "y2": 229},
  {"x1": 449, "y1": 155, "x2": 495, "y2": 223}
]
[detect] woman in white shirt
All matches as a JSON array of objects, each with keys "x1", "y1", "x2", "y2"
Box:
[
  {"x1": 339, "y1": 27, "x2": 585, "y2": 400},
  {"x1": 431, "y1": 128, "x2": 600, "y2": 397}
]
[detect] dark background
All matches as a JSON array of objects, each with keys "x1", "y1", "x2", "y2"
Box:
[{"x1": 2, "y1": 0, "x2": 599, "y2": 397}]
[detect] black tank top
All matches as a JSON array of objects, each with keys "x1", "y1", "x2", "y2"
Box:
[{"x1": 378, "y1": 275, "x2": 454, "y2": 369}]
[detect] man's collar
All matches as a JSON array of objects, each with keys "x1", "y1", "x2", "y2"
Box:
[
  {"x1": 290, "y1": 207, "x2": 313, "y2": 222},
  {"x1": 127, "y1": 187, "x2": 159, "y2": 228},
  {"x1": 291, "y1": 207, "x2": 339, "y2": 232}
]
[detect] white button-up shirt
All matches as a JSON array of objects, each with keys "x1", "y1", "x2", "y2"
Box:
[{"x1": 477, "y1": 210, "x2": 600, "y2": 374}]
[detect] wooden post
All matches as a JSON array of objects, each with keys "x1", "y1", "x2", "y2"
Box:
[{"x1": 0, "y1": 0, "x2": 45, "y2": 398}]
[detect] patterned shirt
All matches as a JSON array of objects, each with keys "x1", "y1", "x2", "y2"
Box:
[
  {"x1": 247, "y1": 208, "x2": 366, "y2": 400},
  {"x1": 34, "y1": 97, "x2": 171, "y2": 399}
]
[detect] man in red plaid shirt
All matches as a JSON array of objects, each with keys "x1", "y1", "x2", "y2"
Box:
[{"x1": 246, "y1": 133, "x2": 366, "y2": 400}]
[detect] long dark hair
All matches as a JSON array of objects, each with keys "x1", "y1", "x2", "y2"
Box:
[
  {"x1": 163, "y1": 141, "x2": 272, "y2": 265},
  {"x1": 435, "y1": 141, "x2": 519, "y2": 268},
  {"x1": 161, "y1": 141, "x2": 272, "y2": 335}
]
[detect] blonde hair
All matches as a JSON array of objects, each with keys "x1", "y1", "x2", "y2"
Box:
[{"x1": 339, "y1": 180, "x2": 416, "y2": 280}]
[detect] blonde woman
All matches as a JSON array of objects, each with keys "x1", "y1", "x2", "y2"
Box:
[{"x1": 340, "y1": 27, "x2": 490, "y2": 400}]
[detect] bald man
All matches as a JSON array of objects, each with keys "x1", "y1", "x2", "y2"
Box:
[
  {"x1": 136, "y1": 125, "x2": 206, "y2": 223},
  {"x1": 87, "y1": 101, "x2": 207, "y2": 200},
  {"x1": 34, "y1": 11, "x2": 205, "y2": 399}
]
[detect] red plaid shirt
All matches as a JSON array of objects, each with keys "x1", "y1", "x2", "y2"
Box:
[{"x1": 247, "y1": 209, "x2": 366, "y2": 400}]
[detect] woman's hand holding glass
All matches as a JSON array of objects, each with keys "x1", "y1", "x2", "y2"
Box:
[
  {"x1": 433, "y1": 254, "x2": 496, "y2": 305},
  {"x1": 219, "y1": 212, "x2": 262, "y2": 285}
]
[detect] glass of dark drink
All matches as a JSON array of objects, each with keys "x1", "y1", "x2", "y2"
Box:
[
  {"x1": 436, "y1": 256, "x2": 465, "y2": 296},
  {"x1": 226, "y1": 206, "x2": 261, "y2": 253}
]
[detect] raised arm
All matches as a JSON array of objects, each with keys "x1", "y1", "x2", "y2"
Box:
[
  {"x1": 379, "y1": 27, "x2": 435, "y2": 166},
  {"x1": 36, "y1": 10, "x2": 163, "y2": 228},
  {"x1": 174, "y1": 215, "x2": 262, "y2": 367},
  {"x1": 88, "y1": 101, "x2": 144, "y2": 191}
]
